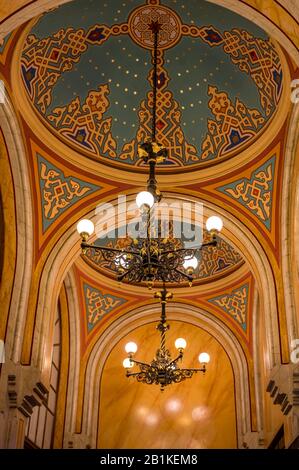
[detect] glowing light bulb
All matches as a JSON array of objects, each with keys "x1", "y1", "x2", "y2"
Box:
[
  {"x1": 116, "y1": 255, "x2": 129, "y2": 269},
  {"x1": 125, "y1": 341, "x2": 138, "y2": 355},
  {"x1": 183, "y1": 256, "x2": 198, "y2": 271},
  {"x1": 175, "y1": 338, "x2": 187, "y2": 350},
  {"x1": 206, "y1": 216, "x2": 223, "y2": 233},
  {"x1": 198, "y1": 352, "x2": 210, "y2": 364},
  {"x1": 77, "y1": 219, "x2": 94, "y2": 237},
  {"x1": 123, "y1": 358, "x2": 133, "y2": 369},
  {"x1": 136, "y1": 191, "x2": 154, "y2": 209}
]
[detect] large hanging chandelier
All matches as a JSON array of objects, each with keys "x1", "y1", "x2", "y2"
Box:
[
  {"x1": 122, "y1": 288, "x2": 210, "y2": 391},
  {"x1": 77, "y1": 22, "x2": 223, "y2": 287}
]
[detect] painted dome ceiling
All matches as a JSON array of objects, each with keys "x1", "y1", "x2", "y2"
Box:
[{"x1": 20, "y1": 0, "x2": 283, "y2": 171}]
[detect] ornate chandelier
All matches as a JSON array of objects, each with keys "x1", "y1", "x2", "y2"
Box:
[
  {"x1": 122, "y1": 288, "x2": 210, "y2": 391},
  {"x1": 76, "y1": 21, "x2": 223, "y2": 288}
]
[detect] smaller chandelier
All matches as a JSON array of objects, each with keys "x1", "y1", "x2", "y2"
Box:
[{"x1": 123, "y1": 289, "x2": 210, "y2": 391}]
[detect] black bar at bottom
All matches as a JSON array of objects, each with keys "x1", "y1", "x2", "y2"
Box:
[{"x1": 0, "y1": 449, "x2": 297, "y2": 467}]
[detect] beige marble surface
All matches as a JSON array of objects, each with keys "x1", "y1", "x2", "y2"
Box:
[
  {"x1": 0, "y1": 1, "x2": 29, "y2": 22},
  {"x1": 246, "y1": 0, "x2": 299, "y2": 49},
  {"x1": 99, "y1": 321, "x2": 236, "y2": 449},
  {"x1": 0, "y1": 130, "x2": 16, "y2": 342}
]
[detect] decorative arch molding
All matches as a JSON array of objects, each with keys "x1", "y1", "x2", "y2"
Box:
[
  {"x1": 1, "y1": 0, "x2": 298, "y2": 65},
  {"x1": 281, "y1": 103, "x2": 299, "y2": 345},
  {"x1": 0, "y1": 94, "x2": 33, "y2": 362},
  {"x1": 251, "y1": 281, "x2": 264, "y2": 435},
  {"x1": 294, "y1": 159, "x2": 299, "y2": 325},
  {"x1": 74, "y1": 302, "x2": 261, "y2": 449},
  {"x1": 30, "y1": 192, "x2": 281, "y2": 385},
  {"x1": 62, "y1": 269, "x2": 81, "y2": 440},
  {"x1": 0, "y1": 1, "x2": 72, "y2": 39}
]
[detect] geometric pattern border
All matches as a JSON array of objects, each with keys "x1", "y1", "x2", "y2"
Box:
[
  {"x1": 217, "y1": 155, "x2": 275, "y2": 231},
  {"x1": 208, "y1": 284, "x2": 249, "y2": 332},
  {"x1": 37, "y1": 153, "x2": 101, "y2": 232},
  {"x1": 83, "y1": 282, "x2": 126, "y2": 332}
]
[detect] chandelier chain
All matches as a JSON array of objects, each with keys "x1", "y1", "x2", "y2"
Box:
[{"x1": 152, "y1": 26, "x2": 158, "y2": 142}]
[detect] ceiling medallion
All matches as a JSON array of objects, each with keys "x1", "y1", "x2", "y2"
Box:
[{"x1": 128, "y1": 4, "x2": 182, "y2": 50}]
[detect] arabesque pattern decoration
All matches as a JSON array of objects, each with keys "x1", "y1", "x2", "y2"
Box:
[
  {"x1": 199, "y1": 236, "x2": 243, "y2": 278},
  {"x1": 217, "y1": 155, "x2": 275, "y2": 230},
  {"x1": 48, "y1": 85, "x2": 117, "y2": 158},
  {"x1": 84, "y1": 283, "x2": 126, "y2": 332},
  {"x1": 208, "y1": 284, "x2": 249, "y2": 331},
  {"x1": 201, "y1": 86, "x2": 265, "y2": 161},
  {"x1": 38, "y1": 153, "x2": 100, "y2": 231},
  {"x1": 21, "y1": 25, "x2": 110, "y2": 113},
  {"x1": 200, "y1": 26, "x2": 283, "y2": 116},
  {"x1": 119, "y1": 63, "x2": 198, "y2": 165},
  {"x1": 19, "y1": 0, "x2": 283, "y2": 170}
]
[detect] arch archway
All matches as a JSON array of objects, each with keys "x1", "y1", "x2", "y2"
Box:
[
  {"x1": 74, "y1": 302, "x2": 256, "y2": 448},
  {"x1": 0, "y1": 96, "x2": 33, "y2": 362}
]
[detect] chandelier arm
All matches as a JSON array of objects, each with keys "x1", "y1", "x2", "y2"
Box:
[
  {"x1": 179, "y1": 367, "x2": 206, "y2": 373},
  {"x1": 159, "y1": 247, "x2": 198, "y2": 256},
  {"x1": 116, "y1": 249, "x2": 142, "y2": 258},
  {"x1": 81, "y1": 243, "x2": 138, "y2": 255},
  {"x1": 129, "y1": 358, "x2": 152, "y2": 368},
  {"x1": 117, "y1": 264, "x2": 141, "y2": 281},
  {"x1": 171, "y1": 371, "x2": 195, "y2": 383},
  {"x1": 81, "y1": 244, "x2": 142, "y2": 260},
  {"x1": 173, "y1": 267, "x2": 193, "y2": 282},
  {"x1": 126, "y1": 371, "x2": 146, "y2": 378},
  {"x1": 136, "y1": 271, "x2": 145, "y2": 283},
  {"x1": 201, "y1": 239, "x2": 217, "y2": 248},
  {"x1": 168, "y1": 352, "x2": 184, "y2": 366}
]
